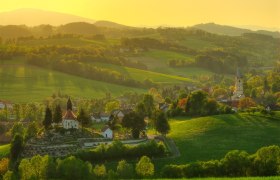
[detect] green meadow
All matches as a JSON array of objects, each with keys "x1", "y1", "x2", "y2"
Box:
[
  {"x1": 155, "y1": 113, "x2": 280, "y2": 168},
  {"x1": 0, "y1": 144, "x2": 10, "y2": 159},
  {"x1": 0, "y1": 60, "x2": 145, "y2": 102}
]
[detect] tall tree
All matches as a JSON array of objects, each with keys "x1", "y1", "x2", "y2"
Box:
[
  {"x1": 67, "y1": 97, "x2": 73, "y2": 111},
  {"x1": 263, "y1": 77, "x2": 270, "y2": 95},
  {"x1": 77, "y1": 108, "x2": 90, "y2": 128},
  {"x1": 122, "y1": 111, "x2": 146, "y2": 139},
  {"x1": 43, "y1": 107, "x2": 52, "y2": 130},
  {"x1": 154, "y1": 111, "x2": 170, "y2": 136},
  {"x1": 143, "y1": 94, "x2": 154, "y2": 118},
  {"x1": 53, "y1": 105, "x2": 62, "y2": 124},
  {"x1": 10, "y1": 134, "x2": 24, "y2": 165}
]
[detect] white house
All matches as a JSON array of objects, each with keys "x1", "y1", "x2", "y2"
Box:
[
  {"x1": 101, "y1": 126, "x2": 113, "y2": 139},
  {"x1": 111, "y1": 110, "x2": 125, "y2": 121},
  {"x1": 100, "y1": 113, "x2": 110, "y2": 122},
  {"x1": 62, "y1": 110, "x2": 79, "y2": 129}
]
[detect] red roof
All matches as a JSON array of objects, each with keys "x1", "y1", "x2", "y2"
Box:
[{"x1": 63, "y1": 110, "x2": 77, "y2": 120}]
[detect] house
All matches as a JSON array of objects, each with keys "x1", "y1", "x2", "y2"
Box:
[
  {"x1": 62, "y1": 98, "x2": 79, "y2": 129},
  {"x1": 101, "y1": 125, "x2": 113, "y2": 139},
  {"x1": 0, "y1": 101, "x2": 13, "y2": 110},
  {"x1": 100, "y1": 113, "x2": 110, "y2": 122},
  {"x1": 91, "y1": 113, "x2": 101, "y2": 123},
  {"x1": 111, "y1": 109, "x2": 125, "y2": 121},
  {"x1": 158, "y1": 103, "x2": 170, "y2": 112}
]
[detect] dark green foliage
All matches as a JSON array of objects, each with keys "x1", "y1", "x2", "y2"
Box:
[
  {"x1": 154, "y1": 111, "x2": 170, "y2": 136},
  {"x1": 43, "y1": 107, "x2": 52, "y2": 129},
  {"x1": 250, "y1": 145, "x2": 280, "y2": 176},
  {"x1": 53, "y1": 105, "x2": 62, "y2": 124},
  {"x1": 185, "y1": 90, "x2": 208, "y2": 115},
  {"x1": 221, "y1": 150, "x2": 250, "y2": 177},
  {"x1": 122, "y1": 111, "x2": 146, "y2": 139},
  {"x1": 143, "y1": 94, "x2": 155, "y2": 118},
  {"x1": 76, "y1": 140, "x2": 166, "y2": 162},
  {"x1": 160, "y1": 145, "x2": 280, "y2": 178},
  {"x1": 116, "y1": 160, "x2": 134, "y2": 179},
  {"x1": 161, "y1": 164, "x2": 185, "y2": 178},
  {"x1": 77, "y1": 108, "x2": 90, "y2": 127},
  {"x1": 57, "y1": 156, "x2": 92, "y2": 180},
  {"x1": 10, "y1": 134, "x2": 24, "y2": 164}
]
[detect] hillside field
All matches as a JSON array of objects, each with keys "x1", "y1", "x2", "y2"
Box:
[
  {"x1": 0, "y1": 144, "x2": 10, "y2": 159},
  {"x1": 0, "y1": 60, "x2": 145, "y2": 102},
  {"x1": 154, "y1": 112, "x2": 280, "y2": 168}
]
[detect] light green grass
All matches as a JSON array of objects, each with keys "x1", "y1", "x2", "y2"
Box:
[
  {"x1": 0, "y1": 60, "x2": 145, "y2": 103},
  {"x1": 129, "y1": 49, "x2": 213, "y2": 78},
  {"x1": 0, "y1": 144, "x2": 10, "y2": 159},
  {"x1": 154, "y1": 113, "x2": 280, "y2": 169},
  {"x1": 91, "y1": 62, "x2": 195, "y2": 84},
  {"x1": 187, "y1": 177, "x2": 280, "y2": 180}
]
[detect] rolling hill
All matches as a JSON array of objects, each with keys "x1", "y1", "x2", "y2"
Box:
[
  {"x1": 193, "y1": 23, "x2": 280, "y2": 38},
  {"x1": 154, "y1": 112, "x2": 280, "y2": 168}
]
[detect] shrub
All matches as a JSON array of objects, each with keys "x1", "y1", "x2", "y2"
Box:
[{"x1": 161, "y1": 164, "x2": 184, "y2": 178}]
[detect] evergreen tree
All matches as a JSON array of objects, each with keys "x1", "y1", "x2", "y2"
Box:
[
  {"x1": 43, "y1": 107, "x2": 52, "y2": 129},
  {"x1": 53, "y1": 105, "x2": 62, "y2": 124},
  {"x1": 154, "y1": 111, "x2": 170, "y2": 136},
  {"x1": 122, "y1": 111, "x2": 146, "y2": 139},
  {"x1": 10, "y1": 134, "x2": 24, "y2": 165},
  {"x1": 67, "y1": 98, "x2": 73, "y2": 111},
  {"x1": 77, "y1": 108, "x2": 90, "y2": 128}
]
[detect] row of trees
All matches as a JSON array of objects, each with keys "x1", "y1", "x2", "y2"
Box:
[
  {"x1": 161, "y1": 145, "x2": 280, "y2": 178},
  {"x1": 168, "y1": 90, "x2": 233, "y2": 117},
  {"x1": 3, "y1": 155, "x2": 155, "y2": 180}
]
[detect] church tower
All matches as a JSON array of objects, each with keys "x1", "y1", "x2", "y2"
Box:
[{"x1": 231, "y1": 68, "x2": 245, "y2": 101}]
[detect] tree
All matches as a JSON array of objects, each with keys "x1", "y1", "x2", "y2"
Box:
[
  {"x1": 0, "y1": 158, "x2": 9, "y2": 177},
  {"x1": 43, "y1": 107, "x2": 52, "y2": 130},
  {"x1": 3, "y1": 171, "x2": 17, "y2": 180},
  {"x1": 263, "y1": 77, "x2": 270, "y2": 95},
  {"x1": 154, "y1": 111, "x2": 170, "y2": 136},
  {"x1": 238, "y1": 97, "x2": 256, "y2": 110},
  {"x1": 93, "y1": 164, "x2": 106, "y2": 179},
  {"x1": 221, "y1": 150, "x2": 250, "y2": 177},
  {"x1": 77, "y1": 108, "x2": 90, "y2": 128},
  {"x1": 53, "y1": 105, "x2": 62, "y2": 124},
  {"x1": 116, "y1": 160, "x2": 134, "y2": 179},
  {"x1": 8, "y1": 123, "x2": 25, "y2": 139},
  {"x1": 186, "y1": 90, "x2": 208, "y2": 116},
  {"x1": 122, "y1": 111, "x2": 146, "y2": 139},
  {"x1": 143, "y1": 94, "x2": 154, "y2": 117},
  {"x1": 135, "y1": 156, "x2": 154, "y2": 177},
  {"x1": 105, "y1": 101, "x2": 120, "y2": 113},
  {"x1": 25, "y1": 122, "x2": 38, "y2": 140},
  {"x1": 10, "y1": 134, "x2": 24, "y2": 164}
]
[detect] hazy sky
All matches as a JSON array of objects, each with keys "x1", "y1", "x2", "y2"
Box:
[{"x1": 0, "y1": 0, "x2": 279, "y2": 28}]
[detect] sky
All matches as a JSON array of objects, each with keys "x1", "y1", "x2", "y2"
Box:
[{"x1": 0, "y1": 0, "x2": 279, "y2": 29}]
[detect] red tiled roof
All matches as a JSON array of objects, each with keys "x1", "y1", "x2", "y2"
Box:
[{"x1": 63, "y1": 110, "x2": 77, "y2": 120}]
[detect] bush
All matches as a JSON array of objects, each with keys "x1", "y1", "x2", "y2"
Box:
[
  {"x1": 76, "y1": 140, "x2": 166, "y2": 162},
  {"x1": 161, "y1": 164, "x2": 184, "y2": 178}
]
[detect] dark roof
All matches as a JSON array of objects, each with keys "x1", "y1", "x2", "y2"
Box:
[
  {"x1": 101, "y1": 125, "x2": 111, "y2": 132},
  {"x1": 63, "y1": 110, "x2": 77, "y2": 120}
]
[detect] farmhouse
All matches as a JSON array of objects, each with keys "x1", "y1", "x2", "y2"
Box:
[{"x1": 101, "y1": 125, "x2": 113, "y2": 139}]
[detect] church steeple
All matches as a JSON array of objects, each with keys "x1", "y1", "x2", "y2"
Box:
[{"x1": 67, "y1": 97, "x2": 73, "y2": 111}]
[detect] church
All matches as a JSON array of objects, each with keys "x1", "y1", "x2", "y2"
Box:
[
  {"x1": 231, "y1": 68, "x2": 245, "y2": 101},
  {"x1": 62, "y1": 98, "x2": 79, "y2": 129}
]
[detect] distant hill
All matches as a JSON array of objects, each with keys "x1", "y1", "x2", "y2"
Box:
[
  {"x1": 0, "y1": 25, "x2": 32, "y2": 38},
  {"x1": 0, "y1": 8, "x2": 95, "y2": 26},
  {"x1": 57, "y1": 22, "x2": 100, "y2": 35},
  {"x1": 193, "y1": 23, "x2": 280, "y2": 38},
  {"x1": 94, "y1": 20, "x2": 133, "y2": 29}
]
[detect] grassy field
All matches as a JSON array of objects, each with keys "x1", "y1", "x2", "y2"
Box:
[
  {"x1": 92, "y1": 62, "x2": 195, "y2": 84},
  {"x1": 0, "y1": 60, "x2": 145, "y2": 102},
  {"x1": 154, "y1": 113, "x2": 280, "y2": 169},
  {"x1": 189, "y1": 177, "x2": 280, "y2": 180},
  {"x1": 0, "y1": 144, "x2": 10, "y2": 159},
  {"x1": 129, "y1": 49, "x2": 214, "y2": 78}
]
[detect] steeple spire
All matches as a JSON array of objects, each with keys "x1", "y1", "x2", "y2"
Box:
[{"x1": 67, "y1": 97, "x2": 73, "y2": 111}]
